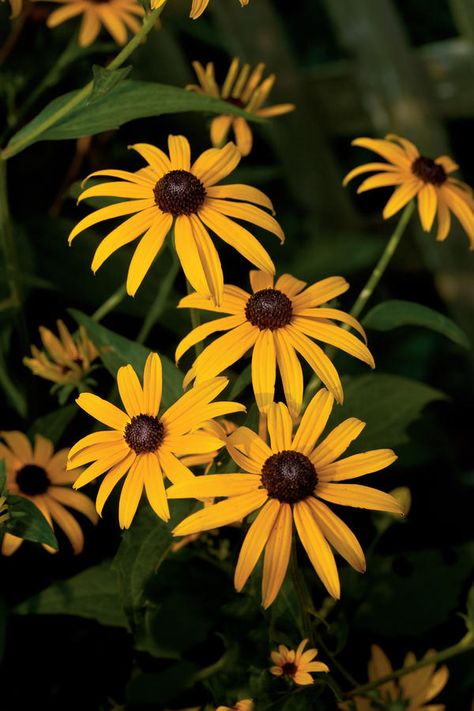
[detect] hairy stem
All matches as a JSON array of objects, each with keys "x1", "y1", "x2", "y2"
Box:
[{"x1": 92, "y1": 284, "x2": 127, "y2": 322}]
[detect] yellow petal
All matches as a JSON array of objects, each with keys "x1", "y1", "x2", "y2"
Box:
[
  {"x1": 436, "y1": 197, "x2": 451, "y2": 242},
  {"x1": 435, "y1": 155, "x2": 458, "y2": 174},
  {"x1": 91, "y1": 206, "x2": 157, "y2": 273},
  {"x1": 293, "y1": 500, "x2": 340, "y2": 599},
  {"x1": 143, "y1": 452, "x2": 169, "y2": 522},
  {"x1": 385, "y1": 134, "x2": 420, "y2": 161},
  {"x1": 382, "y1": 178, "x2": 420, "y2": 219},
  {"x1": 49, "y1": 486, "x2": 98, "y2": 524},
  {"x1": 356, "y1": 172, "x2": 405, "y2": 193},
  {"x1": 207, "y1": 184, "x2": 274, "y2": 211},
  {"x1": 142, "y1": 352, "x2": 162, "y2": 417},
  {"x1": 174, "y1": 215, "x2": 224, "y2": 304},
  {"x1": 293, "y1": 317, "x2": 375, "y2": 367},
  {"x1": 33, "y1": 434, "x2": 54, "y2": 466},
  {"x1": 262, "y1": 502, "x2": 292, "y2": 608},
  {"x1": 311, "y1": 418, "x2": 365, "y2": 469},
  {"x1": 1, "y1": 431, "x2": 33, "y2": 462},
  {"x1": 192, "y1": 143, "x2": 241, "y2": 187},
  {"x1": 191, "y1": 322, "x2": 258, "y2": 384},
  {"x1": 227, "y1": 426, "x2": 272, "y2": 473},
  {"x1": 168, "y1": 135, "x2": 191, "y2": 170},
  {"x1": 76, "y1": 392, "x2": 128, "y2": 431},
  {"x1": 161, "y1": 377, "x2": 229, "y2": 437},
  {"x1": 187, "y1": 214, "x2": 225, "y2": 306},
  {"x1": 291, "y1": 388, "x2": 334, "y2": 455},
  {"x1": 318, "y1": 449, "x2": 397, "y2": 482},
  {"x1": 210, "y1": 115, "x2": 233, "y2": 146},
  {"x1": 292, "y1": 276, "x2": 349, "y2": 310},
  {"x1": 126, "y1": 212, "x2": 172, "y2": 296},
  {"x1": 172, "y1": 489, "x2": 268, "y2": 536},
  {"x1": 79, "y1": 181, "x2": 151, "y2": 202},
  {"x1": 307, "y1": 498, "x2": 365, "y2": 572},
  {"x1": 234, "y1": 498, "x2": 280, "y2": 590},
  {"x1": 96, "y1": 452, "x2": 135, "y2": 516},
  {"x1": 252, "y1": 330, "x2": 276, "y2": 413},
  {"x1": 275, "y1": 273, "x2": 307, "y2": 297},
  {"x1": 68, "y1": 199, "x2": 154, "y2": 244},
  {"x1": 295, "y1": 307, "x2": 367, "y2": 343},
  {"x1": 342, "y1": 161, "x2": 400, "y2": 186},
  {"x1": 249, "y1": 270, "x2": 274, "y2": 293},
  {"x1": 167, "y1": 473, "x2": 262, "y2": 499},
  {"x1": 47, "y1": 497, "x2": 84, "y2": 554},
  {"x1": 117, "y1": 364, "x2": 144, "y2": 418},
  {"x1": 73, "y1": 445, "x2": 131, "y2": 488},
  {"x1": 273, "y1": 329, "x2": 303, "y2": 420},
  {"x1": 233, "y1": 117, "x2": 253, "y2": 156},
  {"x1": 267, "y1": 402, "x2": 293, "y2": 451},
  {"x1": 130, "y1": 143, "x2": 171, "y2": 176},
  {"x1": 157, "y1": 448, "x2": 195, "y2": 484},
  {"x1": 175, "y1": 315, "x2": 244, "y2": 364},
  {"x1": 316, "y1": 482, "x2": 404, "y2": 514},
  {"x1": 207, "y1": 198, "x2": 284, "y2": 242},
  {"x1": 417, "y1": 184, "x2": 438, "y2": 232},
  {"x1": 68, "y1": 430, "x2": 124, "y2": 459},
  {"x1": 351, "y1": 137, "x2": 411, "y2": 168},
  {"x1": 118, "y1": 455, "x2": 145, "y2": 529}
]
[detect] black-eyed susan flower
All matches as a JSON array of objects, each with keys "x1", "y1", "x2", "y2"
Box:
[
  {"x1": 344, "y1": 134, "x2": 474, "y2": 248},
  {"x1": 177, "y1": 270, "x2": 374, "y2": 417},
  {"x1": 68, "y1": 352, "x2": 245, "y2": 529},
  {"x1": 45, "y1": 0, "x2": 144, "y2": 47},
  {"x1": 216, "y1": 700, "x2": 254, "y2": 711},
  {"x1": 187, "y1": 58, "x2": 295, "y2": 156},
  {"x1": 168, "y1": 393, "x2": 401, "y2": 606},
  {"x1": 151, "y1": 0, "x2": 248, "y2": 20},
  {"x1": 180, "y1": 418, "x2": 237, "y2": 470},
  {"x1": 69, "y1": 136, "x2": 283, "y2": 305},
  {"x1": 0, "y1": 431, "x2": 97, "y2": 555},
  {"x1": 270, "y1": 639, "x2": 329, "y2": 685},
  {"x1": 24, "y1": 320, "x2": 98, "y2": 387},
  {"x1": 340, "y1": 644, "x2": 449, "y2": 711}
]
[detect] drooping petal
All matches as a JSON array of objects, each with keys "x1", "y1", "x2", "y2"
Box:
[
  {"x1": 207, "y1": 198, "x2": 284, "y2": 242},
  {"x1": 310, "y1": 418, "x2": 365, "y2": 469},
  {"x1": 227, "y1": 426, "x2": 272, "y2": 473},
  {"x1": 417, "y1": 184, "x2": 438, "y2": 232},
  {"x1": 306, "y1": 498, "x2": 365, "y2": 572},
  {"x1": 172, "y1": 489, "x2": 268, "y2": 536},
  {"x1": 285, "y1": 325, "x2": 344, "y2": 403},
  {"x1": 316, "y1": 482, "x2": 404, "y2": 514},
  {"x1": 291, "y1": 388, "x2": 334, "y2": 455},
  {"x1": 293, "y1": 317, "x2": 374, "y2": 367},
  {"x1": 126, "y1": 212, "x2": 172, "y2": 296},
  {"x1": 293, "y1": 500, "x2": 340, "y2": 599},
  {"x1": 207, "y1": 184, "x2": 274, "y2": 211},
  {"x1": 95, "y1": 452, "x2": 135, "y2": 516},
  {"x1": 118, "y1": 456, "x2": 145, "y2": 529},
  {"x1": 189, "y1": 322, "x2": 258, "y2": 385},
  {"x1": 273, "y1": 329, "x2": 304, "y2": 420},
  {"x1": 68, "y1": 199, "x2": 155, "y2": 244},
  {"x1": 234, "y1": 498, "x2": 280, "y2": 591},
  {"x1": 143, "y1": 452, "x2": 169, "y2": 521},
  {"x1": 48, "y1": 487, "x2": 98, "y2": 524},
  {"x1": 262, "y1": 502, "x2": 292, "y2": 608},
  {"x1": 252, "y1": 330, "x2": 276, "y2": 413},
  {"x1": 91, "y1": 206, "x2": 157, "y2": 273},
  {"x1": 210, "y1": 114, "x2": 233, "y2": 146},
  {"x1": 318, "y1": 449, "x2": 398, "y2": 482},
  {"x1": 233, "y1": 117, "x2": 253, "y2": 156},
  {"x1": 46, "y1": 497, "x2": 84, "y2": 554},
  {"x1": 176, "y1": 316, "x2": 245, "y2": 364},
  {"x1": 291, "y1": 276, "x2": 349, "y2": 310},
  {"x1": 382, "y1": 178, "x2": 420, "y2": 219}
]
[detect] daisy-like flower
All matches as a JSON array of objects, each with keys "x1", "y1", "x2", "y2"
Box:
[
  {"x1": 45, "y1": 0, "x2": 144, "y2": 48},
  {"x1": 24, "y1": 320, "x2": 98, "y2": 387},
  {"x1": 187, "y1": 58, "x2": 295, "y2": 156},
  {"x1": 177, "y1": 270, "x2": 374, "y2": 418},
  {"x1": 344, "y1": 134, "x2": 474, "y2": 248},
  {"x1": 151, "y1": 0, "x2": 248, "y2": 20},
  {"x1": 340, "y1": 645, "x2": 449, "y2": 711},
  {"x1": 0, "y1": 431, "x2": 97, "y2": 555},
  {"x1": 168, "y1": 393, "x2": 402, "y2": 606},
  {"x1": 270, "y1": 639, "x2": 329, "y2": 686},
  {"x1": 68, "y1": 352, "x2": 245, "y2": 529},
  {"x1": 69, "y1": 135, "x2": 283, "y2": 305}
]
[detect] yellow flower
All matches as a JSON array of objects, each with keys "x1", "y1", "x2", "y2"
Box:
[
  {"x1": 4, "y1": 0, "x2": 22, "y2": 18},
  {"x1": 168, "y1": 394, "x2": 401, "y2": 607},
  {"x1": 179, "y1": 418, "x2": 236, "y2": 470},
  {"x1": 0, "y1": 431, "x2": 97, "y2": 555},
  {"x1": 151, "y1": 0, "x2": 249, "y2": 20},
  {"x1": 68, "y1": 352, "x2": 245, "y2": 528},
  {"x1": 24, "y1": 320, "x2": 98, "y2": 387},
  {"x1": 45, "y1": 0, "x2": 144, "y2": 47},
  {"x1": 187, "y1": 58, "x2": 295, "y2": 156},
  {"x1": 270, "y1": 639, "x2": 328, "y2": 685},
  {"x1": 177, "y1": 270, "x2": 374, "y2": 418},
  {"x1": 341, "y1": 644, "x2": 449, "y2": 711},
  {"x1": 216, "y1": 700, "x2": 254, "y2": 711},
  {"x1": 69, "y1": 135, "x2": 283, "y2": 305},
  {"x1": 344, "y1": 134, "x2": 474, "y2": 248}
]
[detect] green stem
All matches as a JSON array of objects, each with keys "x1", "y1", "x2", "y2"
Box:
[
  {"x1": 303, "y1": 201, "x2": 415, "y2": 406},
  {"x1": 137, "y1": 245, "x2": 180, "y2": 344},
  {"x1": 2, "y1": 5, "x2": 166, "y2": 159},
  {"x1": 347, "y1": 632, "x2": 474, "y2": 698},
  {"x1": 92, "y1": 284, "x2": 127, "y2": 322}
]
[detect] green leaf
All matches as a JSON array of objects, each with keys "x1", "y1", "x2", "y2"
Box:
[
  {"x1": 5, "y1": 496, "x2": 58, "y2": 548},
  {"x1": 28, "y1": 404, "x2": 77, "y2": 444},
  {"x1": 14, "y1": 560, "x2": 128, "y2": 628},
  {"x1": 330, "y1": 374, "x2": 448, "y2": 449},
  {"x1": 462, "y1": 583, "x2": 474, "y2": 636},
  {"x1": 7, "y1": 81, "x2": 262, "y2": 151},
  {"x1": 90, "y1": 64, "x2": 132, "y2": 101},
  {"x1": 126, "y1": 663, "x2": 198, "y2": 706},
  {"x1": 363, "y1": 300, "x2": 471, "y2": 349},
  {"x1": 70, "y1": 309, "x2": 182, "y2": 409}
]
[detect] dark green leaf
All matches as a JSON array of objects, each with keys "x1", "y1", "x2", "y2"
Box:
[
  {"x1": 28, "y1": 404, "x2": 77, "y2": 444},
  {"x1": 5, "y1": 496, "x2": 58, "y2": 548},
  {"x1": 70, "y1": 309, "x2": 182, "y2": 409},
  {"x1": 462, "y1": 583, "x2": 474, "y2": 635},
  {"x1": 330, "y1": 374, "x2": 448, "y2": 449},
  {"x1": 90, "y1": 64, "x2": 132, "y2": 101},
  {"x1": 8, "y1": 81, "x2": 263, "y2": 151},
  {"x1": 0, "y1": 460, "x2": 6, "y2": 494},
  {"x1": 363, "y1": 300, "x2": 471, "y2": 349},
  {"x1": 14, "y1": 561, "x2": 128, "y2": 628},
  {"x1": 126, "y1": 663, "x2": 198, "y2": 706}
]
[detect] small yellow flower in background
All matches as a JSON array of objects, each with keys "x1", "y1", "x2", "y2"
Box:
[
  {"x1": 216, "y1": 700, "x2": 253, "y2": 711},
  {"x1": 0, "y1": 431, "x2": 97, "y2": 555},
  {"x1": 168, "y1": 395, "x2": 401, "y2": 607},
  {"x1": 24, "y1": 320, "x2": 98, "y2": 387},
  {"x1": 45, "y1": 0, "x2": 144, "y2": 48},
  {"x1": 270, "y1": 639, "x2": 329, "y2": 685},
  {"x1": 187, "y1": 58, "x2": 295, "y2": 156},
  {"x1": 70, "y1": 135, "x2": 284, "y2": 305},
  {"x1": 4, "y1": 0, "x2": 22, "y2": 18},
  {"x1": 68, "y1": 352, "x2": 245, "y2": 529},
  {"x1": 177, "y1": 270, "x2": 374, "y2": 417},
  {"x1": 151, "y1": 0, "x2": 249, "y2": 20},
  {"x1": 340, "y1": 644, "x2": 449, "y2": 710},
  {"x1": 344, "y1": 134, "x2": 474, "y2": 248}
]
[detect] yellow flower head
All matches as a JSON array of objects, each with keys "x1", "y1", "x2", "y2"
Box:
[
  {"x1": 69, "y1": 135, "x2": 284, "y2": 305},
  {"x1": 342, "y1": 644, "x2": 449, "y2": 711},
  {"x1": 216, "y1": 700, "x2": 254, "y2": 711},
  {"x1": 187, "y1": 58, "x2": 295, "y2": 156},
  {"x1": 0, "y1": 431, "x2": 97, "y2": 555},
  {"x1": 151, "y1": 0, "x2": 249, "y2": 20},
  {"x1": 344, "y1": 134, "x2": 474, "y2": 248},
  {"x1": 46, "y1": 0, "x2": 144, "y2": 48},
  {"x1": 24, "y1": 320, "x2": 98, "y2": 387},
  {"x1": 168, "y1": 394, "x2": 401, "y2": 607},
  {"x1": 177, "y1": 270, "x2": 374, "y2": 418},
  {"x1": 270, "y1": 639, "x2": 329, "y2": 686},
  {"x1": 68, "y1": 352, "x2": 245, "y2": 528}
]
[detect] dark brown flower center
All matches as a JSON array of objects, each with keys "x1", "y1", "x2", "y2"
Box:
[
  {"x1": 411, "y1": 156, "x2": 447, "y2": 186},
  {"x1": 245, "y1": 289, "x2": 293, "y2": 331},
  {"x1": 226, "y1": 97, "x2": 245, "y2": 108},
  {"x1": 261, "y1": 450, "x2": 317, "y2": 504},
  {"x1": 153, "y1": 169, "x2": 206, "y2": 216},
  {"x1": 124, "y1": 414, "x2": 165, "y2": 454},
  {"x1": 282, "y1": 662, "x2": 297, "y2": 677},
  {"x1": 16, "y1": 464, "x2": 50, "y2": 496}
]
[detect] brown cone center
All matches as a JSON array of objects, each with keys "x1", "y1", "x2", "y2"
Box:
[
  {"x1": 245, "y1": 289, "x2": 293, "y2": 331},
  {"x1": 154, "y1": 169, "x2": 206, "y2": 216},
  {"x1": 16, "y1": 464, "x2": 50, "y2": 496},
  {"x1": 261, "y1": 450, "x2": 317, "y2": 503},
  {"x1": 411, "y1": 156, "x2": 447, "y2": 186},
  {"x1": 124, "y1": 414, "x2": 165, "y2": 454}
]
